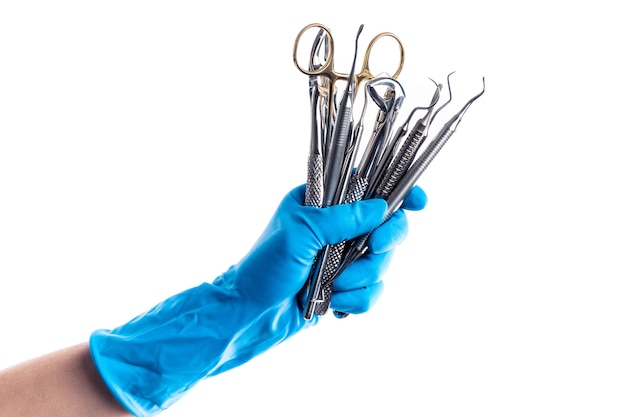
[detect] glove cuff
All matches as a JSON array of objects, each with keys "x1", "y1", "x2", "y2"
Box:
[{"x1": 89, "y1": 278, "x2": 312, "y2": 416}]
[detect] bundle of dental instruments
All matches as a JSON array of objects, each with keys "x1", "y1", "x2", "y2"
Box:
[{"x1": 293, "y1": 23, "x2": 485, "y2": 320}]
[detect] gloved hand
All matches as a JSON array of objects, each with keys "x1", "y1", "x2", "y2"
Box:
[{"x1": 89, "y1": 184, "x2": 427, "y2": 417}]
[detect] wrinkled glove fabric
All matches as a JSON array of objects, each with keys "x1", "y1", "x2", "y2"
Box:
[{"x1": 89, "y1": 184, "x2": 426, "y2": 416}]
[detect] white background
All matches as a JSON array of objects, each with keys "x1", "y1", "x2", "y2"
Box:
[{"x1": 1, "y1": 1, "x2": 624, "y2": 416}]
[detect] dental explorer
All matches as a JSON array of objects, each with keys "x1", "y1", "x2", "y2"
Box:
[
  {"x1": 374, "y1": 79, "x2": 445, "y2": 199},
  {"x1": 370, "y1": 79, "x2": 442, "y2": 200},
  {"x1": 330, "y1": 78, "x2": 487, "y2": 301}
]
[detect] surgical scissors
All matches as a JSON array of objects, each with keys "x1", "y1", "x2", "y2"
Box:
[
  {"x1": 302, "y1": 24, "x2": 365, "y2": 320},
  {"x1": 293, "y1": 23, "x2": 404, "y2": 106}
]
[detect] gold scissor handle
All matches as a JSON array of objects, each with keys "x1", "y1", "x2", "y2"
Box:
[
  {"x1": 356, "y1": 32, "x2": 405, "y2": 87},
  {"x1": 294, "y1": 24, "x2": 404, "y2": 91},
  {"x1": 293, "y1": 23, "x2": 335, "y2": 77}
]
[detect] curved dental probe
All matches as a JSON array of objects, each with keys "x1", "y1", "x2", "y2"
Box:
[
  {"x1": 331, "y1": 77, "x2": 487, "y2": 297},
  {"x1": 428, "y1": 71, "x2": 455, "y2": 126},
  {"x1": 371, "y1": 79, "x2": 443, "y2": 199},
  {"x1": 386, "y1": 76, "x2": 486, "y2": 213},
  {"x1": 385, "y1": 77, "x2": 441, "y2": 146},
  {"x1": 366, "y1": 72, "x2": 453, "y2": 200}
]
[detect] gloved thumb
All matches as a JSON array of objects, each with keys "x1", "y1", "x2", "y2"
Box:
[{"x1": 303, "y1": 198, "x2": 387, "y2": 248}]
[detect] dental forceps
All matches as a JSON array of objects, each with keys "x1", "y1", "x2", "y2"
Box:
[
  {"x1": 357, "y1": 77, "x2": 406, "y2": 197},
  {"x1": 303, "y1": 24, "x2": 365, "y2": 320},
  {"x1": 293, "y1": 23, "x2": 404, "y2": 119}
]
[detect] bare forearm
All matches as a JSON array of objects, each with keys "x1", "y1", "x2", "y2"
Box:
[{"x1": 0, "y1": 342, "x2": 131, "y2": 417}]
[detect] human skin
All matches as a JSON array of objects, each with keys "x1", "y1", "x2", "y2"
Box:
[{"x1": 0, "y1": 342, "x2": 130, "y2": 417}]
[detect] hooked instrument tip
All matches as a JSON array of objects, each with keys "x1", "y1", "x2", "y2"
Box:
[{"x1": 455, "y1": 77, "x2": 486, "y2": 121}]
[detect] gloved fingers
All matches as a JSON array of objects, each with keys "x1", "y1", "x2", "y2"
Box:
[
  {"x1": 329, "y1": 281, "x2": 385, "y2": 314},
  {"x1": 328, "y1": 244, "x2": 396, "y2": 314},
  {"x1": 400, "y1": 185, "x2": 428, "y2": 211},
  {"x1": 366, "y1": 185, "x2": 427, "y2": 254},
  {"x1": 367, "y1": 209, "x2": 409, "y2": 255},
  {"x1": 331, "y1": 250, "x2": 394, "y2": 292},
  {"x1": 284, "y1": 185, "x2": 388, "y2": 247},
  {"x1": 312, "y1": 200, "x2": 387, "y2": 246}
]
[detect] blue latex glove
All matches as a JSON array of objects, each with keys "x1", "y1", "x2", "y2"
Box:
[{"x1": 89, "y1": 184, "x2": 427, "y2": 417}]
